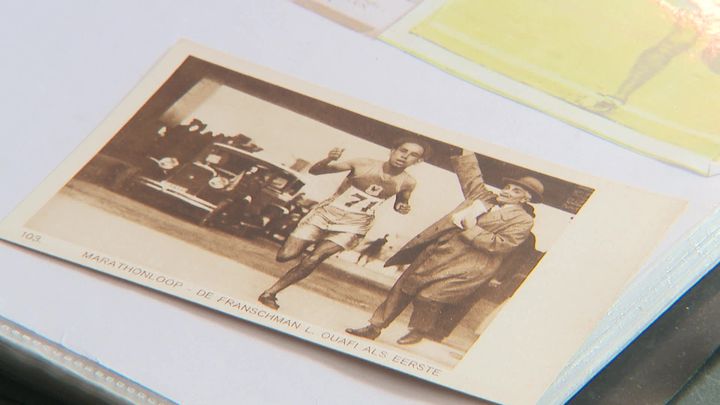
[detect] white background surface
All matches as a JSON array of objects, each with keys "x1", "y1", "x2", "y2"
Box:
[{"x1": 2, "y1": 1, "x2": 720, "y2": 404}]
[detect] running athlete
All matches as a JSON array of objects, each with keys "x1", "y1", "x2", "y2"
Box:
[{"x1": 258, "y1": 139, "x2": 428, "y2": 310}]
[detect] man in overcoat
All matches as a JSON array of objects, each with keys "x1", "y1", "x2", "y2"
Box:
[{"x1": 346, "y1": 149, "x2": 544, "y2": 345}]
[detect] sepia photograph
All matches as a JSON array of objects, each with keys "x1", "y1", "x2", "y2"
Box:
[
  {"x1": 19, "y1": 52, "x2": 592, "y2": 368},
  {"x1": 0, "y1": 42, "x2": 688, "y2": 402}
]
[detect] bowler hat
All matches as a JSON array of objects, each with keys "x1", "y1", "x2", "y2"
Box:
[{"x1": 503, "y1": 176, "x2": 544, "y2": 203}]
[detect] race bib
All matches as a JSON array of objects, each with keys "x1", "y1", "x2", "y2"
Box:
[{"x1": 329, "y1": 185, "x2": 385, "y2": 214}]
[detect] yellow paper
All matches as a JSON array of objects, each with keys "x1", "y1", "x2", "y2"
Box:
[{"x1": 382, "y1": 0, "x2": 720, "y2": 175}]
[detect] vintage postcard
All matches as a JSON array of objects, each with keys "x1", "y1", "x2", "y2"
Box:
[
  {"x1": 0, "y1": 41, "x2": 686, "y2": 404},
  {"x1": 382, "y1": 0, "x2": 720, "y2": 175}
]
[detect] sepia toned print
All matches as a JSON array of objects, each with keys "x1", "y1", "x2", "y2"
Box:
[
  {"x1": 24, "y1": 53, "x2": 590, "y2": 366},
  {"x1": 0, "y1": 42, "x2": 686, "y2": 403}
]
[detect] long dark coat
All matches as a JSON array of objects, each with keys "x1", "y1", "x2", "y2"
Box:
[{"x1": 385, "y1": 154, "x2": 534, "y2": 304}]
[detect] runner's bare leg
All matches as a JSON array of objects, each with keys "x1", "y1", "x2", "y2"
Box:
[
  {"x1": 264, "y1": 239, "x2": 345, "y2": 295},
  {"x1": 590, "y1": 24, "x2": 698, "y2": 112},
  {"x1": 276, "y1": 235, "x2": 313, "y2": 262},
  {"x1": 614, "y1": 25, "x2": 698, "y2": 102}
]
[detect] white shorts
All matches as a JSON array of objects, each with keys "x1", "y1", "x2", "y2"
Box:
[{"x1": 290, "y1": 205, "x2": 371, "y2": 249}]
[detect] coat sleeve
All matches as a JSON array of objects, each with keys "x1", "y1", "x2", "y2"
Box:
[
  {"x1": 450, "y1": 154, "x2": 496, "y2": 206},
  {"x1": 458, "y1": 215, "x2": 533, "y2": 254}
]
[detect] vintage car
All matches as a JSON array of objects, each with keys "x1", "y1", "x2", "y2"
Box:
[{"x1": 134, "y1": 142, "x2": 308, "y2": 237}]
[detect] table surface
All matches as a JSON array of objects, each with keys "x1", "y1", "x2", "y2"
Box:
[{"x1": 3, "y1": 2, "x2": 720, "y2": 404}]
